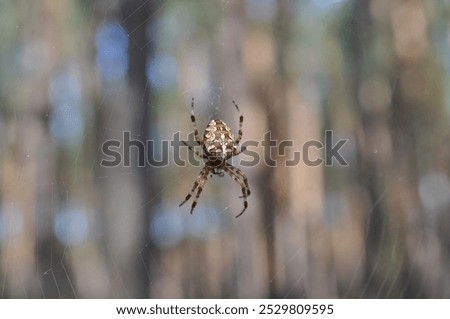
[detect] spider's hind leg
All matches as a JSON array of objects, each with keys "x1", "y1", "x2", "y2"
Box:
[
  {"x1": 190, "y1": 97, "x2": 202, "y2": 145},
  {"x1": 232, "y1": 100, "x2": 243, "y2": 144}
]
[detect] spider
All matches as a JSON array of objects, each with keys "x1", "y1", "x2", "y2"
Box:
[{"x1": 179, "y1": 98, "x2": 251, "y2": 218}]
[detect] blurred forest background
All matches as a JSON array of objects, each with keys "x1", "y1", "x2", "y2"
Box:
[{"x1": 0, "y1": 0, "x2": 449, "y2": 298}]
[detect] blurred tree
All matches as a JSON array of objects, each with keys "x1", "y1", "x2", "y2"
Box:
[
  {"x1": 340, "y1": 0, "x2": 449, "y2": 297},
  {"x1": 93, "y1": 0, "x2": 160, "y2": 297}
]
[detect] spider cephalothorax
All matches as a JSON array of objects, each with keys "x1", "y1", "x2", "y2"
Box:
[{"x1": 179, "y1": 98, "x2": 251, "y2": 218}]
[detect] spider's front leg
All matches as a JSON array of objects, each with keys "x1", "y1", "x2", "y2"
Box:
[
  {"x1": 224, "y1": 164, "x2": 250, "y2": 218},
  {"x1": 179, "y1": 167, "x2": 209, "y2": 214},
  {"x1": 226, "y1": 165, "x2": 250, "y2": 197}
]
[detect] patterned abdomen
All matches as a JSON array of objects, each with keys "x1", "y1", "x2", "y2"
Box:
[{"x1": 203, "y1": 120, "x2": 237, "y2": 159}]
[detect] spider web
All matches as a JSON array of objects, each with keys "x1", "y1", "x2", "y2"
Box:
[{"x1": 0, "y1": 0, "x2": 448, "y2": 299}]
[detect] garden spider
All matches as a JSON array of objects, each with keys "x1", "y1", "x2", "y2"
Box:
[{"x1": 179, "y1": 98, "x2": 251, "y2": 218}]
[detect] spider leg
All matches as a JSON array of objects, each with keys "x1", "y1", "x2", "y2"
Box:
[
  {"x1": 189, "y1": 175, "x2": 209, "y2": 214},
  {"x1": 190, "y1": 97, "x2": 202, "y2": 145},
  {"x1": 226, "y1": 164, "x2": 251, "y2": 197},
  {"x1": 179, "y1": 168, "x2": 209, "y2": 214},
  {"x1": 231, "y1": 145, "x2": 246, "y2": 157},
  {"x1": 224, "y1": 165, "x2": 250, "y2": 218},
  {"x1": 182, "y1": 140, "x2": 207, "y2": 159},
  {"x1": 232, "y1": 100, "x2": 243, "y2": 144},
  {"x1": 179, "y1": 181, "x2": 199, "y2": 208}
]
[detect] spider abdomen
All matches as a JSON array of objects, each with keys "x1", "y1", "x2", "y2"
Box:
[{"x1": 203, "y1": 120, "x2": 237, "y2": 159}]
